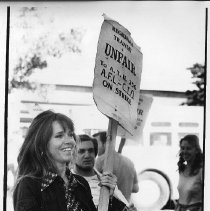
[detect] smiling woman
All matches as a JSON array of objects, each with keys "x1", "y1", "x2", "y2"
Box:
[{"x1": 13, "y1": 110, "x2": 97, "y2": 211}]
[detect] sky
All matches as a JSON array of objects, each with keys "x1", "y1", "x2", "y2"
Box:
[{"x1": 0, "y1": 1, "x2": 206, "y2": 92}]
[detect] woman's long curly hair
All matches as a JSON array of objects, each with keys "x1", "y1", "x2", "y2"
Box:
[
  {"x1": 15, "y1": 110, "x2": 75, "y2": 183},
  {"x1": 177, "y1": 134, "x2": 203, "y2": 176}
]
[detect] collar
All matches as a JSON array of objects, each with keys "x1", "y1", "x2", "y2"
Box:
[
  {"x1": 41, "y1": 170, "x2": 58, "y2": 192},
  {"x1": 41, "y1": 168, "x2": 77, "y2": 192}
]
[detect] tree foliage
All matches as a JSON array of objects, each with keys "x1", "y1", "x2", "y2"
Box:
[
  {"x1": 9, "y1": 7, "x2": 85, "y2": 92},
  {"x1": 182, "y1": 63, "x2": 205, "y2": 106}
]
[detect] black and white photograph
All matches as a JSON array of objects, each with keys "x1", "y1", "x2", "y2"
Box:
[{"x1": 0, "y1": 1, "x2": 208, "y2": 211}]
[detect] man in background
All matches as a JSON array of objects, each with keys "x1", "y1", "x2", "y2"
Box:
[
  {"x1": 72, "y1": 134, "x2": 137, "y2": 211},
  {"x1": 93, "y1": 131, "x2": 139, "y2": 202}
]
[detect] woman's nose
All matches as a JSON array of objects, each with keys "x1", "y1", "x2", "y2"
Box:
[{"x1": 64, "y1": 134, "x2": 75, "y2": 144}]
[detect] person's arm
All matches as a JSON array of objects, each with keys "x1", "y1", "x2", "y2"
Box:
[
  {"x1": 132, "y1": 170, "x2": 139, "y2": 193},
  {"x1": 13, "y1": 177, "x2": 41, "y2": 211}
]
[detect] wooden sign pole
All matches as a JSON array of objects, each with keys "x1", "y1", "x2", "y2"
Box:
[{"x1": 98, "y1": 117, "x2": 118, "y2": 211}]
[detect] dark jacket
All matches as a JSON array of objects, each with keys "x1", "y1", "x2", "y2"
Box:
[{"x1": 13, "y1": 174, "x2": 97, "y2": 211}]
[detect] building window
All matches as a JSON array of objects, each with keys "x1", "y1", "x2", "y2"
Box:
[
  {"x1": 179, "y1": 122, "x2": 199, "y2": 127},
  {"x1": 151, "y1": 122, "x2": 171, "y2": 127},
  {"x1": 150, "y1": 133, "x2": 172, "y2": 146}
]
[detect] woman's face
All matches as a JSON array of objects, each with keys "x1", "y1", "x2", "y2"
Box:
[
  {"x1": 48, "y1": 121, "x2": 75, "y2": 168},
  {"x1": 180, "y1": 140, "x2": 197, "y2": 163}
]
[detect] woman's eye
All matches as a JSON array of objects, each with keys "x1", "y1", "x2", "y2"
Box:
[
  {"x1": 55, "y1": 134, "x2": 64, "y2": 138},
  {"x1": 68, "y1": 132, "x2": 74, "y2": 138}
]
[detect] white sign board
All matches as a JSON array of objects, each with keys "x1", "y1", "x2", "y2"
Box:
[
  {"x1": 93, "y1": 14, "x2": 143, "y2": 134},
  {"x1": 118, "y1": 93, "x2": 153, "y2": 141}
]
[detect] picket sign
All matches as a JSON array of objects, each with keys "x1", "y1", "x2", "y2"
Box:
[
  {"x1": 117, "y1": 93, "x2": 153, "y2": 141},
  {"x1": 93, "y1": 13, "x2": 142, "y2": 135},
  {"x1": 93, "y1": 14, "x2": 142, "y2": 211}
]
